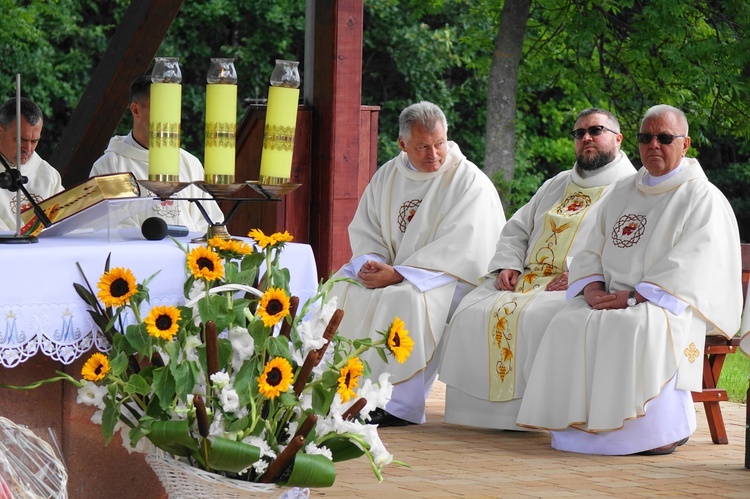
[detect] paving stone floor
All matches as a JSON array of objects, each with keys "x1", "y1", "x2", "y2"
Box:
[{"x1": 312, "y1": 381, "x2": 750, "y2": 498}]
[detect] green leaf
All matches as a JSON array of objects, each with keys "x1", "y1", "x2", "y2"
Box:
[
  {"x1": 108, "y1": 352, "x2": 129, "y2": 377},
  {"x1": 148, "y1": 420, "x2": 200, "y2": 457},
  {"x1": 125, "y1": 374, "x2": 152, "y2": 396},
  {"x1": 282, "y1": 452, "x2": 336, "y2": 488},
  {"x1": 101, "y1": 398, "x2": 120, "y2": 445},
  {"x1": 324, "y1": 435, "x2": 366, "y2": 462},
  {"x1": 207, "y1": 437, "x2": 261, "y2": 473},
  {"x1": 152, "y1": 366, "x2": 176, "y2": 411}
]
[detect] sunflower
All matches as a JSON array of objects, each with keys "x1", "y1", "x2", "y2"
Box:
[
  {"x1": 337, "y1": 357, "x2": 364, "y2": 403},
  {"x1": 97, "y1": 267, "x2": 137, "y2": 308},
  {"x1": 208, "y1": 237, "x2": 253, "y2": 258},
  {"x1": 144, "y1": 305, "x2": 181, "y2": 341},
  {"x1": 258, "y1": 357, "x2": 293, "y2": 399},
  {"x1": 187, "y1": 246, "x2": 224, "y2": 281},
  {"x1": 270, "y1": 230, "x2": 294, "y2": 245},
  {"x1": 257, "y1": 287, "x2": 291, "y2": 327},
  {"x1": 247, "y1": 228, "x2": 275, "y2": 249},
  {"x1": 81, "y1": 353, "x2": 110, "y2": 382},
  {"x1": 386, "y1": 316, "x2": 414, "y2": 363}
]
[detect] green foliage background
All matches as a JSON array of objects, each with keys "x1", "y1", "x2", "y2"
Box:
[{"x1": 2, "y1": 0, "x2": 750, "y2": 237}]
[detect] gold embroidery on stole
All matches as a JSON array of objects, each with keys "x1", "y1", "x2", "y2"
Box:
[{"x1": 487, "y1": 182, "x2": 606, "y2": 401}]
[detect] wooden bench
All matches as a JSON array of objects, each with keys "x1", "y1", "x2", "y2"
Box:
[{"x1": 690, "y1": 243, "x2": 749, "y2": 444}]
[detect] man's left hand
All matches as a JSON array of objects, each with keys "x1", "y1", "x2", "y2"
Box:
[
  {"x1": 545, "y1": 272, "x2": 569, "y2": 291},
  {"x1": 357, "y1": 260, "x2": 404, "y2": 289}
]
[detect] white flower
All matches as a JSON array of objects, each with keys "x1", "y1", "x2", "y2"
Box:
[
  {"x1": 76, "y1": 381, "x2": 108, "y2": 409},
  {"x1": 360, "y1": 424, "x2": 392, "y2": 466},
  {"x1": 119, "y1": 425, "x2": 155, "y2": 455},
  {"x1": 211, "y1": 371, "x2": 230, "y2": 389},
  {"x1": 304, "y1": 442, "x2": 333, "y2": 461},
  {"x1": 228, "y1": 326, "x2": 254, "y2": 371},
  {"x1": 359, "y1": 373, "x2": 393, "y2": 421},
  {"x1": 296, "y1": 296, "x2": 337, "y2": 354},
  {"x1": 208, "y1": 412, "x2": 225, "y2": 437},
  {"x1": 219, "y1": 386, "x2": 240, "y2": 413},
  {"x1": 183, "y1": 334, "x2": 202, "y2": 362}
]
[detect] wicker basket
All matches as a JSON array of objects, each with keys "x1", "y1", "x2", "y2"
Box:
[{"x1": 146, "y1": 452, "x2": 309, "y2": 498}]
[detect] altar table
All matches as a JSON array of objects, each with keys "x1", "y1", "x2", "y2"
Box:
[{"x1": 0, "y1": 229, "x2": 319, "y2": 367}]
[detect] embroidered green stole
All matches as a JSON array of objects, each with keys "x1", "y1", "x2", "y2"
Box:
[{"x1": 487, "y1": 182, "x2": 606, "y2": 400}]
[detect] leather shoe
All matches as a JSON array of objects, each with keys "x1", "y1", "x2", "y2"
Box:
[
  {"x1": 638, "y1": 438, "x2": 685, "y2": 456},
  {"x1": 367, "y1": 408, "x2": 416, "y2": 427}
]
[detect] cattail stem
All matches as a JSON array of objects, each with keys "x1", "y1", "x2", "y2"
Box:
[
  {"x1": 293, "y1": 413, "x2": 318, "y2": 439},
  {"x1": 279, "y1": 296, "x2": 299, "y2": 340},
  {"x1": 313, "y1": 309, "x2": 344, "y2": 367},
  {"x1": 204, "y1": 321, "x2": 219, "y2": 380},
  {"x1": 292, "y1": 350, "x2": 319, "y2": 396},
  {"x1": 194, "y1": 395, "x2": 210, "y2": 438},
  {"x1": 342, "y1": 398, "x2": 368, "y2": 421},
  {"x1": 259, "y1": 434, "x2": 305, "y2": 483}
]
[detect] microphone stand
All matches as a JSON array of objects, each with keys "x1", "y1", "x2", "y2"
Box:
[{"x1": 0, "y1": 154, "x2": 52, "y2": 244}]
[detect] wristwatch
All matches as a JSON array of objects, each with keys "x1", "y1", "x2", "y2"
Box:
[{"x1": 627, "y1": 291, "x2": 637, "y2": 307}]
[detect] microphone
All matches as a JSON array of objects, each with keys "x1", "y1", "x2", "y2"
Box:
[{"x1": 141, "y1": 217, "x2": 189, "y2": 240}]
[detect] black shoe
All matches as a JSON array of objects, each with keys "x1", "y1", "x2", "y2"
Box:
[
  {"x1": 367, "y1": 408, "x2": 416, "y2": 427},
  {"x1": 677, "y1": 436, "x2": 689, "y2": 446},
  {"x1": 637, "y1": 440, "x2": 681, "y2": 456}
]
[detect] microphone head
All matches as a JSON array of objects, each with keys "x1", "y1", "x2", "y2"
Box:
[{"x1": 141, "y1": 217, "x2": 168, "y2": 240}]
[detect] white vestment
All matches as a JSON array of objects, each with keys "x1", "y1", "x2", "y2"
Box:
[
  {"x1": 439, "y1": 152, "x2": 636, "y2": 430},
  {"x1": 516, "y1": 159, "x2": 743, "y2": 454},
  {"x1": 332, "y1": 142, "x2": 505, "y2": 422},
  {"x1": 90, "y1": 134, "x2": 223, "y2": 233},
  {"x1": 0, "y1": 152, "x2": 63, "y2": 231}
]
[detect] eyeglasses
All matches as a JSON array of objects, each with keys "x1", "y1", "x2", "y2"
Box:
[
  {"x1": 571, "y1": 125, "x2": 619, "y2": 140},
  {"x1": 636, "y1": 133, "x2": 686, "y2": 145}
]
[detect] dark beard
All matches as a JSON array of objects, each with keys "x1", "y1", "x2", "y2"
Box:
[{"x1": 577, "y1": 150, "x2": 615, "y2": 171}]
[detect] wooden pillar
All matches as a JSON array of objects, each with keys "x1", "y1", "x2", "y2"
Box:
[{"x1": 308, "y1": 0, "x2": 366, "y2": 278}]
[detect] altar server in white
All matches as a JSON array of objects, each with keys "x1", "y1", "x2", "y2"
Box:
[
  {"x1": 90, "y1": 75, "x2": 222, "y2": 233},
  {"x1": 439, "y1": 109, "x2": 636, "y2": 430},
  {"x1": 332, "y1": 101, "x2": 505, "y2": 427},
  {"x1": 517, "y1": 105, "x2": 743, "y2": 455},
  {"x1": 0, "y1": 97, "x2": 63, "y2": 231}
]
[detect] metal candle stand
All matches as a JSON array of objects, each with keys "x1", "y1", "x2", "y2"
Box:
[{"x1": 136, "y1": 179, "x2": 301, "y2": 241}]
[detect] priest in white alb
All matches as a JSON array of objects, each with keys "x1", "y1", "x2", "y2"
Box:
[
  {"x1": 0, "y1": 97, "x2": 63, "y2": 231},
  {"x1": 517, "y1": 105, "x2": 743, "y2": 455},
  {"x1": 90, "y1": 75, "x2": 222, "y2": 233},
  {"x1": 439, "y1": 108, "x2": 636, "y2": 430},
  {"x1": 332, "y1": 101, "x2": 505, "y2": 427}
]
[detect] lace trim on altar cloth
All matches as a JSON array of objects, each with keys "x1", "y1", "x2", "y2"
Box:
[{"x1": 0, "y1": 295, "x2": 180, "y2": 368}]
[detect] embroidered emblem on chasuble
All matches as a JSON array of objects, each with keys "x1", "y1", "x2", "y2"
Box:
[
  {"x1": 611, "y1": 214, "x2": 647, "y2": 247},
  {"x1": 684, "y1": 342, "x2": 700, "y2": 363},
  {"x1": 487, "y1": 183, "x2": 606, "y2": 401},
  {"x1": 398, "y1": 199, "x2": 421, "y2": 233}
]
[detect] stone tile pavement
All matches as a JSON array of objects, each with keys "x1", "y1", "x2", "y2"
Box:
[{"x1": 313, "y1": 381, "x2": 750, "y2": 498}]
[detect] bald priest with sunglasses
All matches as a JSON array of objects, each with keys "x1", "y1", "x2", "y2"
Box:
[
  {"x1": 439, "y1": 108, "x2": 636, "y2": 430},
  {"x1": 516, "y1": 104, "x2": 743, "y2": 456}
]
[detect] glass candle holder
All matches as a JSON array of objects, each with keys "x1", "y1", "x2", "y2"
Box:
[
  {"x1": 149, "y1": 57, "x2": 182, "y2": 181},
  {"x1": 259, "y1": 60, "x2": 300, "y2": 184},
  {"x1": 204, "y1": 58, "x2": 238, "y2": 184}
]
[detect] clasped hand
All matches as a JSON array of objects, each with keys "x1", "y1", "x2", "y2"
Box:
[
  {"x1": 495, "y1": 269, "x2": 568, "y2": 292},
  {"x1": 357, "y1": 260, "x2": 404, "y2": 289},
  {"x1": 583, "y1": 282, "x2": 630, "y2": 310}
]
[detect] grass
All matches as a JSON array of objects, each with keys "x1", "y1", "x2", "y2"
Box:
[{"x1": 718, "y1": 350, "x2": 750, "y2": 404}]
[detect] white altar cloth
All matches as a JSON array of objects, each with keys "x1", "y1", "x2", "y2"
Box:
[{"x1": 0, "y1": 229, "x2": 318, "y2": 367}]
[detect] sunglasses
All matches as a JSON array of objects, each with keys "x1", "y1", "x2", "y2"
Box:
[
  {"x1": 571, "y1": 125, "x2": 619, "y2": 140},
  {"x1": 636, "y1": 133, "x2": 686, "y2": 145}
]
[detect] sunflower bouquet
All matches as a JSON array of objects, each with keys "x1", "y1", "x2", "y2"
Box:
[{"x1": 7, "y1": 229, "x2": 412, "y2": 490}]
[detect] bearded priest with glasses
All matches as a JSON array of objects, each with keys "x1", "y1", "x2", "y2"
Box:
[
  {"x1": 516, "y1": 104, "x2": 743, "y2": 455},
  {"x1": 439, "y1": 108, "x2": 636, "y2": 430}
]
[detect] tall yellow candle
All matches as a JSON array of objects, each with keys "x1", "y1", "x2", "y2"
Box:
[
  {"x1": 149, "y1": 82, "x2": 181, "y2": 180},
  {"x1": 259, "y1": 86, "x2": 299, "y2": 184},
  {"x1": 204, "y1": 58, "x2": 238, "y2": 184}
]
